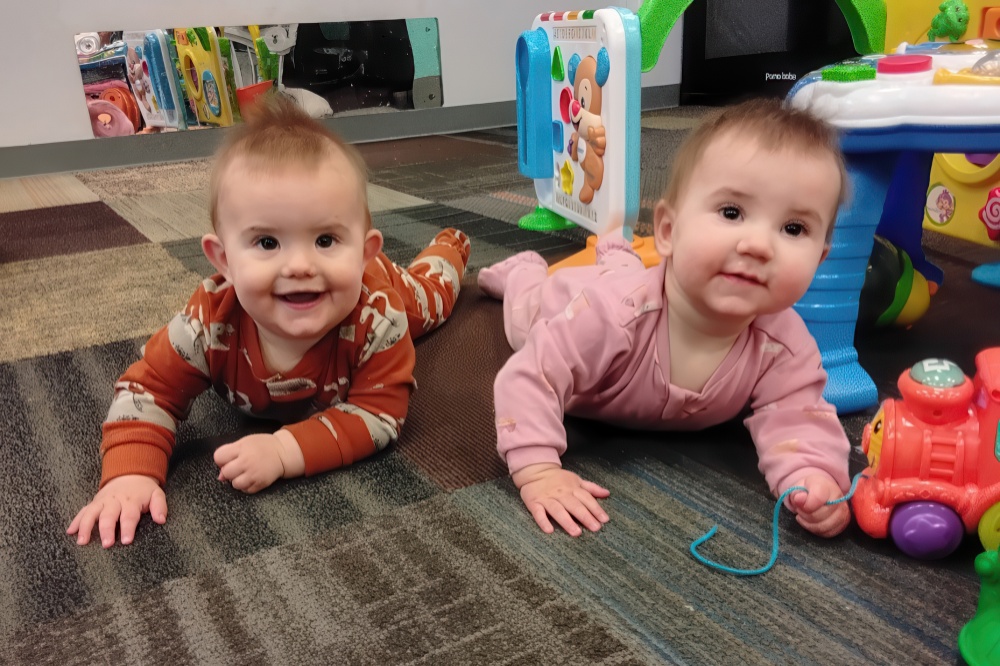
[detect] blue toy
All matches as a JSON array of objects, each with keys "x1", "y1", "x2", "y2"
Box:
[
  {"x1": 515, "y1": 1, "x2": 693, "y2": 271},
  {"x1": 787, "y1": 46, "x2": 1000, "y2": 412}
]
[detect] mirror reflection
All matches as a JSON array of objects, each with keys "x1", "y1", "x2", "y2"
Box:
[{"x1": 75, "y1": 20, "x2": 442, "y2": 138}]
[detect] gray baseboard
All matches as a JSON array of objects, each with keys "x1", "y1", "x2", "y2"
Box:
[{"x1": 0, "y1": 84, "x2": 678, "y2": 179}]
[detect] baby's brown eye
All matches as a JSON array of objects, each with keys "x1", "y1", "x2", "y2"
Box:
[
  {"x1": 257, "y1": 237, "x2": 278, "y2": 251},
  {"x1": 316, "y1": 235, "x2": 335, "y2": 248},
  {"x1": 720, "y1": 206, "x2": 740, "y2": 220},
  {"x1": 784, "y1": 223, "x2": 805, "y2": 237}
]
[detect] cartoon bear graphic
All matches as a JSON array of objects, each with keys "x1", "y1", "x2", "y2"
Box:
[{"x1": 567, "y1": 49, "x2": 609, "y2": 205}]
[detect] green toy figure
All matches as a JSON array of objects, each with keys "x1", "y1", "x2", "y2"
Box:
[
  {"x1": 927, "y1": 0, "x2": 969, "y2": 42},
  {"x1": 959, "y1": 547, "x2": 1000, "y2": 665}
]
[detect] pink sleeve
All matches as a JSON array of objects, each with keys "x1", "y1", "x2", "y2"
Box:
[
  {"x1": 743, "y1": 329, "x2": 851, "y2": 497},
  {"x1": 494, "y1": 289, "x2": 629, "y2": 474}
]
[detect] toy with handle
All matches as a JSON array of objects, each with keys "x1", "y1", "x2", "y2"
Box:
[
  {"x1": 850, "y1": 350, "x2": 1000, "y2": 559},
  {"x1": 515, "y1": 1, "x2": 693, "y2": 271}
]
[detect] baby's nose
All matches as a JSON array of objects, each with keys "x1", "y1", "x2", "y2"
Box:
[
  {"x1": 736, "y1": 230, "x2": 773, "y2": 259},
  {"x1": 282, "y1": 249, "x2": 318, "y2": 277}
]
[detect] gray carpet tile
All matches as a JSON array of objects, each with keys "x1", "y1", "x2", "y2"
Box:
[
  {"x1": 453, "y1": 454, "x2": 978, "y2": 665},
  {"x1": 3, "y1": 494, "x2": 654, "y2": 666}
]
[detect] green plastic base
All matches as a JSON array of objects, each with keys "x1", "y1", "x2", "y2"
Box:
[
  {"x1": 518, "y1": 206, "x2": 576, "y2": 232},
  {"x1": 958, "y1": 549, "x2": 1000, "y2": 666}
]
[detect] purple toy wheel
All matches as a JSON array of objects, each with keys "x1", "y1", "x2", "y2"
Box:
[{"x1": 889, "y1": 502, "x2": 965, "y2": 559}]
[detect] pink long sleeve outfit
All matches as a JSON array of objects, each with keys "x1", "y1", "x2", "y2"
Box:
[{"x1": 493, "y1": 243, "x2": 851, "y2": 498}]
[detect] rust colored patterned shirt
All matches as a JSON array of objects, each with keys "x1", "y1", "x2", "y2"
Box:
[{"x1": 99, "y1": 269, "x2": 415, "y2": 487}]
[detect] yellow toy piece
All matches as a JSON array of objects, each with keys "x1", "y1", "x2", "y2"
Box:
[
  {"x1": 894, "y1": 269, "x2": 934, "y2": 326},
  {"x1": 934, "y1": 67, "x2": 1000, "y2": 84},
  {"x1": 924, "y1": 152, "x2": 1000, "y2": 248},
  {"x1": 548, "y1": 233, "x2": 660, "y2": 274},
  {"x1": 173, "y1": 27, "x2": 234, "y2": 127}
]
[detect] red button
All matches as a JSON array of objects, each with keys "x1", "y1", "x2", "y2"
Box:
[{"x1": 876, "y1": 54, "x2": 933, "y2": 74}]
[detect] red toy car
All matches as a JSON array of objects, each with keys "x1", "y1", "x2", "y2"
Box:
[{"x1": 851, "y1": 348, "x2": 1000, "y2": 558}]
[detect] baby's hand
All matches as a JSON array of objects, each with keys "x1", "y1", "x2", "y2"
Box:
[
  {"x1": 512, "y1": 463, "x2": 610, "y2": 537},
  {"x1": 788, "y1": 473, "x2": 851, "y2": 538},
  {"x1": 67, "y1": 474, "x2": 166, "y2": 548},
  {"x1": 214, "y1": 430, "x2": 305, "y2": 494}
]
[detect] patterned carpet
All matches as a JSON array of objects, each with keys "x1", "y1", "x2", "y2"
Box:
[{"x1": 1, "y1": 107, "x2": 998, "y2": 665}]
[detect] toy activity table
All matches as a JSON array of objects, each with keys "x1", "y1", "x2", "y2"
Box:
[{"x1": 788, "y1": 43, "x2": 1000, "y2": 412}]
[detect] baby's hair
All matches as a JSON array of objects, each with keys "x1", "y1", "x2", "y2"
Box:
[
  {"x1": 209, "y1": 94, "x2": 371, "y2": 231},
  {"x1": 662, "y1": 97, "x2": 848, "y2": 240}
]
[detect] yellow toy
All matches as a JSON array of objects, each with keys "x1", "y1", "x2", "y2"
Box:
[
  {"x1": 844, "y1": 1, "x2": 1000, "y2": 249},
  {"x1": 924, "y1": 153, "x2": 1000, "y2": 247},
  {"x1": 173, "y1": 27, "x2": 235, "y2": 127}
]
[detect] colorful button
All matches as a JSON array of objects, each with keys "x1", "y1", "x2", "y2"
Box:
[
  {"x1": 822, "y1": 63, "x2": 877, "y2": 82},
  {"x1": 877, "y1": 55, "x2": 933, "y2": 74},
  {"x1": 910, "y1": 358, "x2": 965, "y2": 387}
]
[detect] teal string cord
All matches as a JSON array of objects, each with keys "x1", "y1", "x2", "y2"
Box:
[{"x1": 689, "y1": 472, "x2": 866, "y2": 576}]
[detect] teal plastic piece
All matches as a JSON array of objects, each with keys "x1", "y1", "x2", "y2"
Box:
[
  {"x1": 958, "y1": 548, "x2": 1000, "y2": 666},
  {"x1": 515, "y1": 28, "x2": 553, "y2": 180},
  {"x1": 833, "y1": 0, "x2": 886, "y2": 54},
  {"x1": 636, "y1": 0, "x2": 696, "y2": 73},
  {"x1": 972, "y1": 262, "x2": 1000, "y2": 288},
  {"x1": 405, "y1": 19, "x2": 441, "y2": 78},
  {"x1": 518, "y1": 206, "x2": 576, "y2": 231},
  {"x1": 611, "y1": 7, "x2": 642, "y2": 229},
  {"x1": 909, "y1": 358, "x2": 964, "y2": 388}
]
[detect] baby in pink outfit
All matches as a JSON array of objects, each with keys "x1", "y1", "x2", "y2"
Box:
[{"x1": 479, "y1": 98, "x2": 853, "y2": 538}]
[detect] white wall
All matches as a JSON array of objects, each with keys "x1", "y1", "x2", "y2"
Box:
[{"x1": 0, "y1": 1, "x2": 681, "y2": 149}]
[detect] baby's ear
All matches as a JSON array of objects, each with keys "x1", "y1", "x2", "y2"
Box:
[
  {"x1": 201, "y1": 233, "x2": 230, "y2": 278},
  {"x1": 652, "y1": 200, "x2": 675, "y2": 258},
  {"x1": 820, "y1": 243, "x2": 831, "y2": 264},
  {"x1": 362, "y1": 228, "x2": 384, "y2": 265}
]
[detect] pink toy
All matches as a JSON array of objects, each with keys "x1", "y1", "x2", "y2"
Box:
[
  {"x1": 86, "y1": 100, "x2": 134, "y2": 138},
  {"x1": 851, "y1": 349, "x2": 1000, "y2": 559}
]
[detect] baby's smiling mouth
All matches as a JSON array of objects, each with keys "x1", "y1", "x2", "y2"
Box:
[{"x1": 278, "y1": 292, "x2": 322, "y2": 304}]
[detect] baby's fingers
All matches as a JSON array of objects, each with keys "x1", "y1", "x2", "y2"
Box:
[
  {"x1": 67, "y1": 507, "x2": 85, "y2": 536},
  {"x1": 68, "y1": 505, "x2": 99, "y2": 544},
  {"x1": 118, "y1": 502, "x2": 142, "y2": 546},
  {"x1": 213, "y1": 443, "x2": 239, "y2": 468},
  {"x1": 218, "y1": 457, "x2": 248, "y2": 483},
  {"x1": 540, "y1": 499, "x2": 585, "y2": 537},
  {"x1": 527, "y1": 502, "x2": 556, "y2": 534},
  {"x1": 230, "y1": 472, "x2": 264, "y2": 494},
  {"x1": 797, "y1": 503, "x2": 850, "y2": 538},
  {"x1": 579, "y1": 480, "x2": 611, "y2": 498},
  {"x1": 790, "y1": 490, "x2": 823, "y2": 515},
  {"x1": 573, "y1": 489, "x2": 609, "y2": 525},
  {"x1": 97, "y1": 500, "x2": 123, "y2": 549},
  {"x1": 150, "y1": 488, "x2": 168, "y2": 524}
]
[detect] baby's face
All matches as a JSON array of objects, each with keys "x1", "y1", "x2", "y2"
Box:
[
  {"x1": 211, "y1": 153, "x2": 379, "y2": 350},
  {"x1": 655, "y1": 132, "x2": 840, "y2": 324}
]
